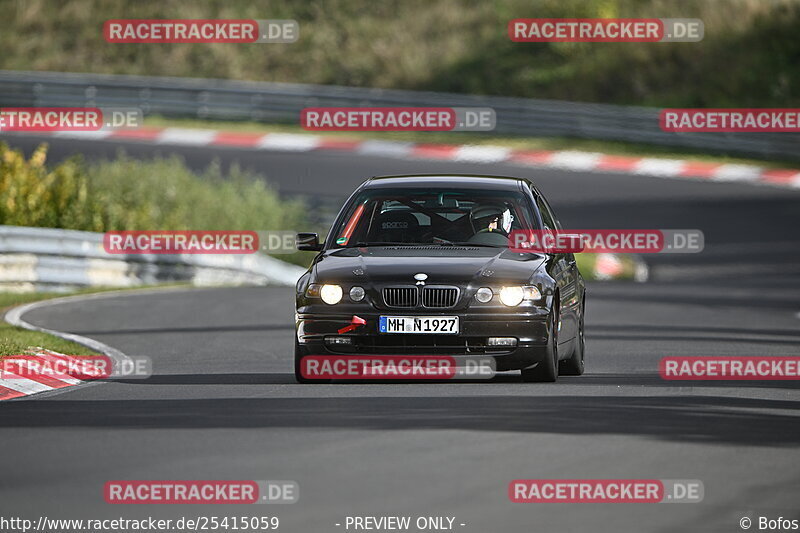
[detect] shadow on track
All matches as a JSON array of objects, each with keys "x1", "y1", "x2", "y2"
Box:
[
  {"x1": 110, "y1": 372, "x2": 800, "y2": 390},
  {"x1": 3, "y1": 392, "x2": 799, "y2": 447}
]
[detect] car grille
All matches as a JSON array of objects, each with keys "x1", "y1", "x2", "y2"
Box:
[
  {"x1": 327, "y1": 335, "x2": 513, "y2": 355},
  {"x1": 422, "y1": 286, "x2": 459, "y2": 308},
  {"x1": 383, "y1": 287, "x2": 418, "y2": 308}
]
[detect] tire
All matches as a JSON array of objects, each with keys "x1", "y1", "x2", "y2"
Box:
[
  {"x1": 521, "y1": 305, "x2": 559, "y2": 383},
  {"x1": 294, "y1": 340, "x2": 332, "y2": 384},
  {"x1": 560, "y1": 297, "x2": 585, "y2": 376}
]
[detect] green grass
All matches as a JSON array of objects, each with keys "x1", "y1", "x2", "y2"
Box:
[
  {"x1": 2, "y1": 0, "x2": 798, "y2": 108},
  {"x1": 0, "y1": 285, "x2": 193, "y2": 358},
  {"x1": 575, "y1": 253, "x2": 641, "y2": 281},
  {"x1": 574, "y1": 254, "x2": 595, "y2": 279},
  {"x1": 0, "y1": 288, "x2": 113, "y2": 357},
  {"x1": 0, "y1": 321, "x2": 99, "y2": 357},
  {"x1": 146, "y1": 116, "x2": 800, "y2": 169}
]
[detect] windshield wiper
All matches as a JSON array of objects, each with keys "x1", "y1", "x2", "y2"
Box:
[
  {"x1": 344, "y1": 241, "x2": 412, "y2": 248},
  {"x1": 343, "y1": 241, "x2": 504, "y2": 249},
  {"x1": 450, "y1": 242, "x2": 505, "y2": 248},
  {"x1": 430, "y1": 238, "x2": 504, "y2": 248}
]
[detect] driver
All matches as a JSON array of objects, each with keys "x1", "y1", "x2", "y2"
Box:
[{"x1": 469, "y1": 203, "x2": 514, "y2": 236}]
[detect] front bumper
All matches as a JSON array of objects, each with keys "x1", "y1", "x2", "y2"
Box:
[{"x1": 296, "y1": 308, "x2": 550, "y2": 372}]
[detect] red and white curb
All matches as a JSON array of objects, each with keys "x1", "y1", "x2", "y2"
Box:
[
  {"x1": 32, "y1": 127, "x2": 800, "y2": 189},
  {"x1": 0, "y1": 348, "x2": 91, "y2": 400},
  {"x1": 2, "y1": 291, "x2": 136, "y2": 400}
]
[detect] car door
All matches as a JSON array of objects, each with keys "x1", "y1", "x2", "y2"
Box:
[{"x1": 536, "y1": 194, "x2": 579, "y2": 345}]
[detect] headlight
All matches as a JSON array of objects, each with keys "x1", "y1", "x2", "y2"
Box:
[
  {"x1": 499, "y1": 285, "x2": 543, "y2": 306},
  {"x1": 499, "y1": 286, "x2": 525, "y2": 306},
  {"x1": 475, "y1": 287, "x2": 493, "y2": 303},
  {"x1": 349, "y1": 286, "x2": 365, "y2": 302},
  {"x1": 320, "y1": 284, "x2": 343, "y2": 305}
]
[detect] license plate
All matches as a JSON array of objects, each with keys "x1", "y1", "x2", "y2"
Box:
[{"x1": 379, "y1": 316, "x2": 459, "y2": 334}]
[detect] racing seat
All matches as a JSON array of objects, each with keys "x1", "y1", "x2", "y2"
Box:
[{"x1": 370, "y1": 210, "x2": 420, "y2": 243}]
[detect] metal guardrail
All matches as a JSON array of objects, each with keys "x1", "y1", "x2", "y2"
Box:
[
  {"x1": 1, "y1": 70, "x2": 798, "y2": 161},
  {"x1": 0, "y1": 226, "x2": 306, "y2": 292}
]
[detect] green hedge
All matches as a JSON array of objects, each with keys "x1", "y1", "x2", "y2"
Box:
[{"x1": 0, "y1": 142, "x2": 310, "y2": 263}]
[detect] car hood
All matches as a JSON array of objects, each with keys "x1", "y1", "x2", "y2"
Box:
[{"x1": 312, "y1": 246, "x2": 546, "y2": 285}]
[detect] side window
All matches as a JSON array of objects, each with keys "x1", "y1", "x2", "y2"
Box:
[{"x1": 536, "y1": 196, "x2": 556, "y2": 230}]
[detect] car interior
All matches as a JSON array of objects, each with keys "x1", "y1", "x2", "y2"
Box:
[{"x1": 336, "y1": 191, "x2": 534, "y2": 247}]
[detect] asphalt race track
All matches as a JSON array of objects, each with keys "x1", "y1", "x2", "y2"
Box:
[{"x1": 1, "y1": 133, "x2": 799, "y2": 533}]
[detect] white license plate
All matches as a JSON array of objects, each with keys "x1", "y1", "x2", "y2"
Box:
[{"x1": 379, "y1": 316, "x2": 459, "y2": 334}]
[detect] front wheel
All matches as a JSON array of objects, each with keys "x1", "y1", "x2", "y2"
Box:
[{"x1": 521, "y1": 306, "x2": 558, "y2": 383}]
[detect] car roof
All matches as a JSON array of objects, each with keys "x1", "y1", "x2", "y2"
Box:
[{"x1": 364, "y1": 174, "x2": 530, "y2": 191}]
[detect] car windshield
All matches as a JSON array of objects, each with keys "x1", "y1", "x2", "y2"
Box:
[{"x1": 330, "y1": 187, "x2": 537, "y2": 248}]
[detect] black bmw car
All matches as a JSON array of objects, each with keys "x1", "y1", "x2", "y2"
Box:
[{"x1": 294, "y1": 174, "x2": 585, "y2": 383}]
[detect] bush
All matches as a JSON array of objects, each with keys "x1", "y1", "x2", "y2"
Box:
[
  {"x1": 0, "y1": 143, "x2": 310, "y2": 264},
  {"x1": 0, "y1": 143, "x2": 103, "y2": 231},
  {"x1": 86, "y1": 152, "x2": 307, "y2": 233}
]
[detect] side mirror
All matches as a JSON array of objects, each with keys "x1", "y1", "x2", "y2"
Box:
[{"x1": 296, "y1": 232, "x2": 323, "y2": 251}]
